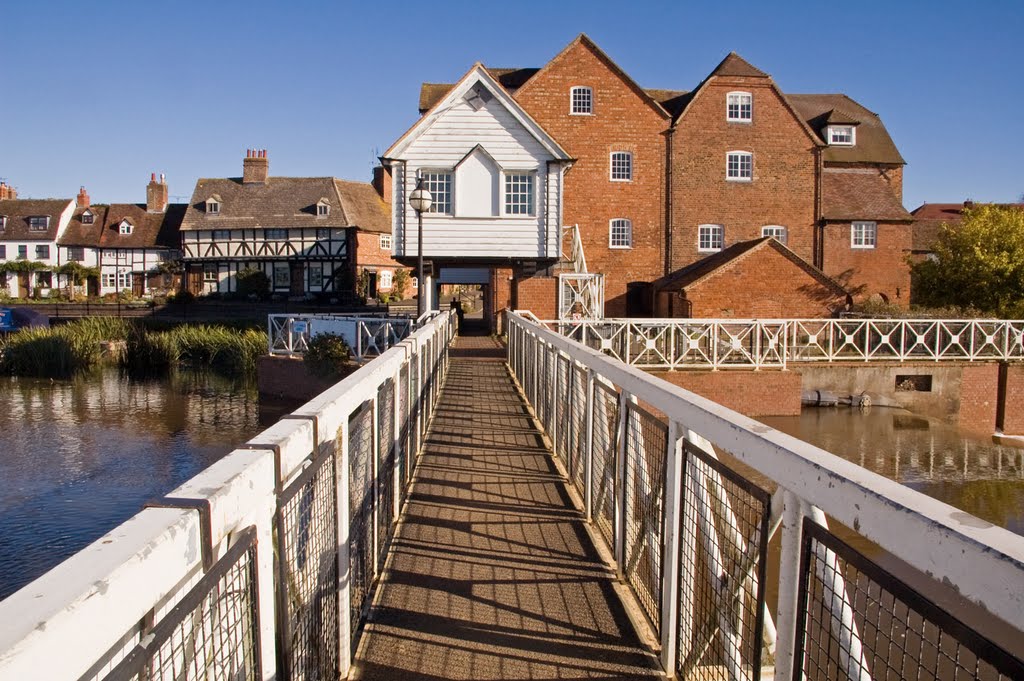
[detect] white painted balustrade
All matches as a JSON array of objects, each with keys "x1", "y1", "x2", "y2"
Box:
[{"x1": 268, "y1": 311, "x2": 438, "y2": 361}]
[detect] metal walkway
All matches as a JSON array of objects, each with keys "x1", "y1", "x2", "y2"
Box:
[{"x1": 352, "y1": 336, "x2": 661, "y2": 680}]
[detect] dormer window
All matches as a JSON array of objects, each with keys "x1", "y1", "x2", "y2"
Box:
[
  {"x1": 81, "y1": 210, "x2": 94, "y2": 225},
  {"x1": 828, "y1": 125, "x2": 856, "y2": 145},
  {"x1": 570, "y1": 86, "x2": 593, "y2": 115},
  {"x1": 316, "y1": 199, "x2": 330, "y2": 217},
  {"x1": 119, "y1": 219, "x2": 133, "y2": 235},
  {"x1": 0, "y1": 216, "x2": 6, "y2": 230},
  {"x1": 28, "y1": 216, "x2": 50, "y2": 232},
  {"x1": 206, "y1": 196, "x2": 221, "y2": 215},
  {"x1": 727, "y1": 91, "x2": 752, "y2": 122}
]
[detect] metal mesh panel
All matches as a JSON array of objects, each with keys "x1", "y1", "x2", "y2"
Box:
[
  {"x1": 104, "y1": 527, "x2": 261, "y2": 681},
  {"x1": 398, "y1": 364, "x2": 411, "y2": 490},
  {"x1": 569, "y1": 363, "x2": 589, "y2": 496},
  {"x1": 591, "y1": 381, "x2": 620, "y2": 549},
  {"x1": 555, "y1": 354, "x2": 572, "y2": 464},
  {"x1": 276, "y1": 447, "x2": 339, "y2": 680},
  {"x1": 623, "y1": 402, "x2": 668, "y2": 629},
  {"x1": 348, "y1": 401, "x2": 374, "y2": 642},
  {"x1": 795, "y1": 520, "x2": 1024, "y2": 681},
  {"x1": 409, "y1": 355, "x2": 421, "y2": 459},
  {"x1": 377, "y1": 379, "x2": 396, "y2": 563},
  {"x1": 536, "y1": 345, "x2": 550, "y2": 432},
  {"x1": 677, "y1": 442, "x2": 771, "y2": 681}
]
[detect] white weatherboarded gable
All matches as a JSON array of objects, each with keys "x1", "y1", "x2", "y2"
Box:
[{"x1": 383, "y1": 64, "x2": 572, "y2": 261}]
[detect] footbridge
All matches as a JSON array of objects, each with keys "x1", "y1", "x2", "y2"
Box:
[{"x1": 2, "y1": 311, "x2": 1023, "y2": 680}]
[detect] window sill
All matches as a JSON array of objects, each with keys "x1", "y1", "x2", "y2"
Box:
[
  {"x1": 609, "y1": 244, "x2": 633, "y2": 250},
  {"x1": 726, "y1": 119, "x2": 753, "y2": 124},
  {"x1": 850, "y1": 245, "x2": 877, "y2": 250},
  {"x1": 697, "y1": 248, "x2": 723, "y2": 254},
  {"x1": 569, "y1": 112, "x2": 594, "y2": 116},
  {"x1": 726, "y1": 177, "x2": 753, "y2": 183},
  {"x1": 610, "y1": 178, "x2": 633, "y2": 183}
]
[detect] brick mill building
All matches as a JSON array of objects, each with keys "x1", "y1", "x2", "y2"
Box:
[{"x1": 395, "y1": 34, "x2": 911, "y2": 327}]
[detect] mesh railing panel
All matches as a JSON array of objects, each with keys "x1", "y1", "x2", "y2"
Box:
[
  {"x1": 591, "y1": 380, "x2": 620, "y2": 549},
  {"x1": 677, "y1": 442, "x2": 771, "y2": 681},
  {"x1": 623, "y1": 402, "x2": 668, "y2": 630},
  {"x1": 555, "y1": 354, "x2": 572, "y2": 464},
  {"x1": 398, "y1": 364, "x2": 411, "y2": 490},
  {"x1": 104, "y1": 527, "x2": 261, "y2": 681},
  {"x1": 569, "y1": 363, "x2": 589, "y2": 497},
  {"x1": 348, "y1": 401, "x2": 374, "y2": 643},
  {"x1": 276, "y1": 447, "x2": 339, "y2": 681},
  {"x1": 409, "y1": 355, "x2": 421, "y2": 463},
  {"x1": 795, "y1": 520, "x2": 1024, "y2": 681},
  {"x1": 377, "y1": 379, "x2": 396, "y2": 564}
]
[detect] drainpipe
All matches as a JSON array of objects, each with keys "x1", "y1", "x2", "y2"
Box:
[
  {"x1": 664, "y1": 126, "x2": 675, "y2": 277},
  {"x1": 813, "y1": 146, "x2": 823, "y2": 270}
]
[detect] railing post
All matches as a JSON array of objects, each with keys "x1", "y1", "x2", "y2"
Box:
[
  {"x1": 392, "y1": 367, "x2": 402, "y2": 520},
  {"x1": 370, "y1": 393, "x2": 380, "y2": 575},
  {"x1": 774, "y1": 489, "x2": 806, "y2": 680},
  {"x1": 584, "y1": 369, "x2": 595, "y2": 522},
  {"x1": 613, "y1": 390, "x2": 632, "y2": 574},
  {"x1": 659, "y1": 421, "x2": 685, "y2": 675},
  {"x1": 336, "y1": 416, "x2": 352, "y2": 676}
]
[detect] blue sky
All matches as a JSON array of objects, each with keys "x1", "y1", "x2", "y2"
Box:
[{"x1": 1, "y1": 0, "x2": 1021, "y2": 209}]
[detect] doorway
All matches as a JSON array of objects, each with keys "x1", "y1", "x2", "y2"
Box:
[
  {"x1": 132, "y1": 273, "x2": 145, "y2": 298},
  {"x1": 290, "y1": 263, "x2": 305, "y2": 297},
  {"x1": 16, "y1": 273, "x2": 29, "y2": 298}
]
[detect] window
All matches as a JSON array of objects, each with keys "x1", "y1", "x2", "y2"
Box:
[
  {"x1": 102, "y1": 272, "x2": 129, "y2": 289},
  {"x1": 206, "y1": 198, "x2": 220, "y2": 214},
  {"x1": 727, "y1": 91, "x2": 752, "y2": 122},
  {"x1": 698, "y1": 224, "x2": 724, "y2": 252},
  {"x1": 379, "y1": 234, "x2": 392, "y2": 250},
  {"x1": 316, "y1": 201, "x2": 330, "y2": 217},
  {"x1": 81, "y1": 210, "x2": 94, "y2": 225},
  {"x1": 0, "y1": 216, "x2": 6, "y2": 230},
  {"x1": 761, "y1": 225, "x2": 787, "y2": 244},
  {"x1": 203, "y1": 264, "x2": 219, "y2": 282},
  {"x1": 101, "y1": 273, "x2": 115, "y2": 289},
  {"x1": 726, "y1": 151, "x2": 753, "y2": 181},
  {"x1": 265, "y1": 228, "x2": 287, "y2": 240},
  {"x1": 212, "y1": 229, "x2": 230, "y2": 240},
  {"x1": 851, "y1": 221, "x2": 877, "y2": 249},
  {"x1": 411, "y1": 276, "x2": 418, "y2": 290},
  {"x1": 28, "y1": 216, "x2": 49, "y2": 231},
  {"x1": 421, "y1": 172, "x2": 452, "y2": 214},
  {"x1": 68, "y1": 246, "x2": 85, "y2": 261},
  {"x1": 609, "y1": 218, "x2": 632, "y2": 248},
  {"x1": 0, "y1": 245, "x2": 5, "y2": 259},
  {"x1": 570, "y1": 86, "x2": 592, "y2": 115},
  {"x1": 273, "y1": 263, "x2": 290, "y2": 288},
  {"x1": 35, "y1": 245, "x2": 50, "y2": 259},
  {"x1": 118, "y1": 220, "x2": 133, "y2": 235},
  {"x1": 37, "y1": 272, "x2": 52, "y2": 288},
  {"x1": 610, "y1": 152, "x2": 633, "y2": 181},
  {"x1": 379, "y1": 269, "x2": 393, "y2": 290},
  {"x1": 828, "y1": 125, "x2": 855, "y2": 145},
  {"x1": 309, "y1": 266, "x2": 323, "y2": 289},
  {"x1": 18, "y1": 245, "x2": 28, "y2": 259},
  {"x1": 504, "y1": 173, "x2": 534, "y2": 215},
  {"x1": 316, "y1": 228, "x2": 331, "y2": 239}
]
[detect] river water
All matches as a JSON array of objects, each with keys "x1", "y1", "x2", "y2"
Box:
[{"x1": 0, "y1": 369, "x2": 271, "y2": 600}]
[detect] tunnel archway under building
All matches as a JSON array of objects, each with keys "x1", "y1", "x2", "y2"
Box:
[{"x1": 437, "y1": 266, "x2": 492, "y2": 335}]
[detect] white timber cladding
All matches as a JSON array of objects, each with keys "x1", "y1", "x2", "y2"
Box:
[{"x1": 385, "y1": 65, "x2": 570, "y2": 260}]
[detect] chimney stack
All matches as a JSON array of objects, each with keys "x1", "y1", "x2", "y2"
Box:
[
  {"x1": 77, "y1": 186, "x2": 91, "y2": 209},
  {"x1": 147, "y1": 172, "x2": 169, "y2": 213},
  {"x1": 963, "y1": 199, "x2": 975, "y2": 210},
  {"x1": 0, "y1": 181, "x2": 16, "y2": 201},
  {"x1": 243, "y1": 148, "x2": 269, "y2": 184},
  {"x1": 372, "y1": 165, "x2": 392, "y2": 204}
]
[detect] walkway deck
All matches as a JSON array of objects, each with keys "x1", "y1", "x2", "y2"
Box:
[{"x1": 352, "y1": 336, "x2": 662, "y2": 680}]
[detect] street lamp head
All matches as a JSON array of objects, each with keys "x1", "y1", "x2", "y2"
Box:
[{"x1": 409, "y1": 178, "x2": 433, "y2": 213}]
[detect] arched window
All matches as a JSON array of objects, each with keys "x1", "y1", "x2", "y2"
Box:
[{"x1": 609, "y1": 218, "x2": 632, "y2": 248}]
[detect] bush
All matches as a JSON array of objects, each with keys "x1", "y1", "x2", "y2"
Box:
[
  {"x1": 170, "y1": 290, "x2": 195, "y2": 304},
  {"x1": 304, "y1": 333, "x2": 352, "y2": 379},
  {"x1": 236, "y1": 267, "x2": 270, "y2": 300}
]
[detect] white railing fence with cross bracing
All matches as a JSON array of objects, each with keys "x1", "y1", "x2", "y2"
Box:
[
  {"x1": 508, "y1": 311, "x2": 1024, "y2": 680},
  {"x1": 268, "y1": 311, "x2": 439, "y2": 361}
]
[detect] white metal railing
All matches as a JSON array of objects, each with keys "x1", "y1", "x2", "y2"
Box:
[
  {"x1": 0, "y1": 311, "x2": 458, "y2": 680},
  {"x1": 508, "y1": 311, "x2": 1024, "y2": 679},
  {"x1": 562, "y1": 223, "x2": 588, "y2": 274},
  {"x1": 546, "y1": 317, "x2": 1024, "y2": 369},
  {"x1": 268, "y1": 312, "x2": 438, "y2": 361}
]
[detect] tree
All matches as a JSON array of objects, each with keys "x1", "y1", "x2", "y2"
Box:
[
  {"x1": 55, "y1": 262, "x2": 99, "y2": 301},
  {"x1": 236, "y1": 267, "x2": 270, "y2": 299},
  {"x1": 912, "y1": 204, "x2": 1024, "y2": 316},
  {"x1": 392, "y1": 268, "x2": 410, "y2": 301}
]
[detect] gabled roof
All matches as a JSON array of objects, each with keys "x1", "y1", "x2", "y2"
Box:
[
  {"x1": 820, "y1": 169, "x2": 913, "y2": 222},
  {"x1": 910, "y1": 202, "x2": 1024, "y2": 251},
  {"x1": 708, "y1": 52, "x2": 769, "y2": 79},
  {"x1": 385, "y1": 63, "x2": 572, "y2": 162},
  {"x1": 60, "y1": 205, "x2": 109, "y2": 247},
  {"x1": 654, "y1": 237, "x2": 847, "y2": 296},
  {"x1": 419, "y1": 68, "x2": 540, "y2": 112},
  {"x1": 181, "y1": 176, "x2": 390, "y2": 233},
  {"x1": 789, "y1": 94, "x2": 904, "y2": 165},
  {"x1": 100, "y1": 204, "x2": 187, "y2": 249},
  {"x1": 0, "y1": 199, "x2": 73, "y2": 241}
]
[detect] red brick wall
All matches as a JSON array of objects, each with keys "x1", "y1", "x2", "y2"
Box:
[
  {"x1": 513, "y1": 40, "x2": 668, "y2": 317},
  {"x1": 821, "y1": 221, "x2": 912, "y2": 306},
  {"x1": 514, "y1": 273, "x2": 558, "y2": 320},
  {"x1": 671, "y1": 76, "x2": 818, "y2": 269},
  {"x1": 354, "y1": 230, "x2": 409, "y2": 292},
  {"x1": 1001, "y1": 363, "x2": 1024, "y2": 436},
  {"x1": 959, "y1": 363, "x2": 999, "y2": 434},
  {"x1": 679, "y1": 246, "x2": 844, "y2": 318},
  {"x1": 652, "y1": 369, "x2": 803, "y2": 417},
  {"x1": 492, "y1": 267, "x2": 513, "y2": 334}
]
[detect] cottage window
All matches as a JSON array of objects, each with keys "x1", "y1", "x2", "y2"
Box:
[
  {"x1": 212, "y1": 229, "x2": 230, "y2": 240},
  {"x1": 119, "y1": 220, "x2": 133, "y2": 235},
  {"x1": 206, "y1": 199, "x2": 220, "y2": 215},
  {"x1": 36, "y1": 245, "x2": 50, "y2": 259},
  {"x1": 0, "y1": 245, "x2": 5, "y2": 258},
  {"x1": 570, "y1": 86, "x2": 593, "y2": 115},
  {"x1": 101, "y1": 273, "x2": 115, "y2": 289},
  {"x1": 316, "y1": 228, "x2": 331, "y2": 239},
  {"x1": 726, "y1": 151, "x2": 753, "y2": 181},
  {"x1": 411, "y1": 276, "x2": 418, "y2": 290},
  {"x1": 203, "y1": 265, "x2": 219, "y2": 282},
  {"x1": 379, "y1": 234, "x2": 392, "y2": 250},
  {"x1": 761, "y1": 225, "x2": 787, "y2": 244},
  {"x1": 317, "y1": 201, "x2": 330, "y2": 217},
  {"x1": 609, "y1": 218, "x2": 632, "y2": 248},
  {"x1": 421, "y1": 172, "x2": 452, "y2": 214},
  {"x1": 727, "y1": 92, "x2": 752, "y2": 122},
  {"x1": 272, "y1": 263, "x2": 290, "y2": 287},
  {"x1": 68, "y1": 246, "x2": 85, "y2": 261},
  {"x1": 610, "y1": 152, "x2": 633, "y2": 181},
  {"x1": 37, "y1": 272, "x2": 52, "y2": 288},
  {"x1": 28, "y1": 216, "x2": 49, "y2": 232},
  {"x1": 504, "y1": 173, "x2": 534, "y2": 215},
  {"x1": 379, "y1": 269, "x2": 393, "y2": 290},
  {"x1": 698, "y1": 224, "x2": 724, "y2": 252},
  {"x1": 851, "y1": 221, "x2": 877, "y2": 249},
  {"x1": 18, "y1": 245, "x2": 28, "y2": 259},
  {"x1": 265, "y1": 228, "x2": 287, "y2": 240},
  {"x1": 81, "y1": 210, "x2": 94, "y2": 225},
  {"x1": 828, "y1": 125, "x2": 855, "y2": 145},
  {"x1": 309, "y1": 266, "x2": 323, "y2": 289}
]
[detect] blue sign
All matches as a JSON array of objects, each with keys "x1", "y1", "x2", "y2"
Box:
[{"x1": 0, "y1": 308, "x2": 14, "y2": 331}]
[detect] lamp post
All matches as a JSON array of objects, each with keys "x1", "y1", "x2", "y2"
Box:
[{"x1": 408, "y1": 177, "x2": 433, "y2": 318}]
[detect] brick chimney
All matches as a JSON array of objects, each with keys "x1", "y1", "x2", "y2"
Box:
[
  {"x1": 243, "y1": 149, "x2": 269, "y2": 184},
  {"x1": 147, "y1": 173, "x2": 168, "y2": 213},
  {"x1": 963, "y1": 199, "x2": 975, "y2": 210},
  {"x1": 372, "y1": 165, "x2": 392, "y2": 204},
  {"x1": 77, "y1": 186, "x2": 91, "y2": 209},
  {"x1": 0, "y1": 181, "x2": 16, "y2": 201}
]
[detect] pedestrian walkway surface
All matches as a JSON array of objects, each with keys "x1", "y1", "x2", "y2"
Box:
[{"x1": 352, "y1": 336, "x2": 662, "y2": 680}]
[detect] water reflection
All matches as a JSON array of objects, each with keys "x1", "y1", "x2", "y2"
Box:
[{"x1": 0, "y1": 369, "x2": 265, "y2": 600}]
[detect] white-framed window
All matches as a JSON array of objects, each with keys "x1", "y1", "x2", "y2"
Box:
[
  {"x1": 101, "y1": 273, "x2": 116, "y2": 289},
  {"x1": 609, "y1": 218, "x2": 632, "y2": 248},
  {"x1": 119, "y1": 220, "x2": 133, "y2": 235},
  {"x1": 421, "y1": 171, "x2": 452, "y2": 214},
  {"x1": 379, "y1": 269, "x2": 393, "y2": 290},
  {"x1": 411, "y1": 276, "x2": 418, "y2": 290},
  {"x1": 379, "y1": 234, "x2": 392, "y2": 250},
  {"x1": 308, "y1": 266, "x2": 323, "y2": 289},
  {"x1": 610, "y1": 152, "x2": 633, "y2": 181},
  {"x1": 37, "y1": 271, "x2": 52, "y2": 288},
  {"x1": 0, "y1": 245, "x2": 5, "y2": 258},
  {"x1": 698, "y1": 224, "x2": 724, "y2": 252},
  {"x1": 28, "y1": 216, "x2": 49, "y2": 231},
  {"x1": 727, "y1": 91, "x2": 752, "y2": 122},
  {"x1": 265, "y1": 228, "x2": 287, "y2": 240},
  {"x1": 761, "y1": 225, "x2": 787, "y2": 244},
  {"x1": 504, "y1": 173, "x2": 534, "y2": 215},
  {"x1": 81, "y1": 210, "x2": 94, "y2": 225},
  {"x1": 851, "y1": 221, "x2": 877, "y2": 249},
  {"x1": 726, "y1": 151, "x2": 753, "y2": 181},
  {"x1": 18, "y1": 245, "x2": 27, "y2": 259},
  {"x1": 212, "y1": 229, "x2": 230, "y2": 240},
  {"x1": 206, "y1": 199, "x2": 220, "y2": 215},
  {"x1": 68, "y1": 246, "x2": 85, "y2": 261},
  {"x1": 102, "y1": 272, "x2": 129, "y2": 289},
  {"x1": 828, "y1": 125, "x2": 855, "y2": 145},
  {"x1": 35, "y1": 245, "x2": 50, "y2": 259},
  {"x1": 203, "y1": 264, "x2": 219, "y2": 282},
  {"x1": 272, "y1": 263, "x2": 290, "y2": 288},
  {"x1": 570, "y1": 86, "x2": 593, "y2": 115},
  {"x1": 316, "y1": 200, "x2": 330, "y2": 217}
]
